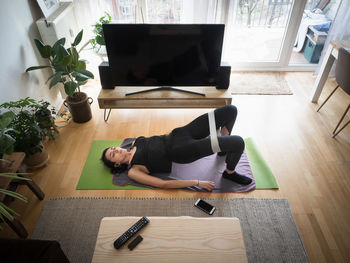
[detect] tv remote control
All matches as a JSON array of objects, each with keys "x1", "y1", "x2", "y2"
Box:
[{"x1": 113, "y1": 216, "x2": 150, "y2": 249}]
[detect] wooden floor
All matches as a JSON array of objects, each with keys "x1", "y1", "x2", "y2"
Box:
[{"x1": 1, "y1": 72, "x2": 349, "y2": 263}]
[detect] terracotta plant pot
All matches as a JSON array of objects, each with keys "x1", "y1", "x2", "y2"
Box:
[
  {"x1": 23, "y1": 146, "x2": 49, "y2": 169},
  {"x1": 64, "y1": 92, "x2": 93, "y2": 123}
]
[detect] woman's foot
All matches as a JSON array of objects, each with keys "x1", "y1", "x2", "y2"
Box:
[{"x1": 222, "y1": 170, "x2": 252, "y2": 185}]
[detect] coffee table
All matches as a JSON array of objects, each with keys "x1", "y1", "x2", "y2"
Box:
[{"x1": 91, "y1": 216, "x2": 247, "y2": 263}]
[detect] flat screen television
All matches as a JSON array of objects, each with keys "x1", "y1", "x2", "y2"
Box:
[{"x1": 103, "y1": 24, "x2": 225, "y2": 91}]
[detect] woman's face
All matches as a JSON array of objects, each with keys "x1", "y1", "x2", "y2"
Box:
[{"x1": 105, "y1": 147, "x2": 128, "y2": 166}]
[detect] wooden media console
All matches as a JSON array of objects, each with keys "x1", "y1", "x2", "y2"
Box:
[{"x1": 98, "y1": 86, "x2": 232, "y2": 121}]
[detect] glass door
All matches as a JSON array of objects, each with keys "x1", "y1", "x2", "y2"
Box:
[{"x1": 221, "y1": 0, "x2": 307, "y2": 70}]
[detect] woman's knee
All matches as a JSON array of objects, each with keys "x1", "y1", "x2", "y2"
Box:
[
  {"x1": 218, "y1": 135, "x2": 245, "y2": 153},
  {"x1": 235, "y1": 136, "x2": 245, "y2": 153},
  {"x1": 215, "y1": 105, "x2": 237, "y2": 120}
]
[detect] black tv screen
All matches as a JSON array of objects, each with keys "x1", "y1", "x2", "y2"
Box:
[{"x1": 103, "y1": 24, "x2": 224, "y2": 87}]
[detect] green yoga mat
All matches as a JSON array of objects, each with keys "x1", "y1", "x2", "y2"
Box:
[
  {"x1": 244, "y1": 138, "x2": 278, "y2": 189},
  {"x1": 76, "y1": 138, "x2": 278, "y2": 190}
]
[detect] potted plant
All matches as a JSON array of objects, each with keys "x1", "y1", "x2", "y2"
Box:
[
  {"x1": 33, "y1": 100, "x2": 58, "y2": 140},
  {"x1": 91, "y1": 12, "x2": 112, "y2": 54},
  {"x1": 26, "y1": 30, "x2": 95, "y2": 123},
  {"x1": 0, "y1": 98, "x2": 49, "y2": 168}
]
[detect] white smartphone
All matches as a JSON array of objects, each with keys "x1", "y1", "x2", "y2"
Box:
[{"x1": 194, "y1": 198, "x2": 216, "y2": 215}]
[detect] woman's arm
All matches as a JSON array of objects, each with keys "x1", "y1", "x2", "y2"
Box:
[{"x1": 128, "y1": 166, "x2": 215, "y2": 191}]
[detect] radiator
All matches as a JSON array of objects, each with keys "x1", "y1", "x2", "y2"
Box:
[{"x1": 36, "y1": 2, "x2": 79, "y2": 46}]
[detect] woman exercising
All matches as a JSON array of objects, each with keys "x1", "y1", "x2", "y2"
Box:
[{"x1": 101, "y1": 105, "x2": 252, "y2": 191}]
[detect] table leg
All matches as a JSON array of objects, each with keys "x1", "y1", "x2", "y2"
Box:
[
  {"x1": 310, "y1": 44, "x2": 335, "y2": 103},
  {"x1": 3, "y1": 217, "x2": 28, "y2": 238},
  {"x1": 19, "y1": 174, "x2": 45, "y2": 200}
]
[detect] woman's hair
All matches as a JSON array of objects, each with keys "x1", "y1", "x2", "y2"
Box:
[{"x1": 101, "y1": 147, "x2": 128, "y2": 174}]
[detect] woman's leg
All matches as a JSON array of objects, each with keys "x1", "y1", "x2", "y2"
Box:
[
  {"x1": 170, "y1": 134, "x2": 244, "y2": 170},
  {"x1": 171, "y1": 104, "x2": 238, "y2": 140}
]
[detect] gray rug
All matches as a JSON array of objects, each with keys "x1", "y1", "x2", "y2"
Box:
[{"x1": 32, "y1": 198, "x2": 309, "y2": 263}]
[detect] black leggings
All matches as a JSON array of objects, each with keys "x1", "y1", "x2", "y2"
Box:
[{"x1": 168, "y1": 105, "x2": 245, "y2": 170}]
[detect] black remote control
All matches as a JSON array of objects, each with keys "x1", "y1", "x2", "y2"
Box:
[{"x1": 113, "y1": 216, "x2": 150, "y2": 249}]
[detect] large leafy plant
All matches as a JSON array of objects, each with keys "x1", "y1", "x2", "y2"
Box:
[
  {"x1": 91, "y1": 12, "x2": 112, "y2": 52},
  {"x1": 26, "y1": 30, "x2": 94, "y2": 98}
]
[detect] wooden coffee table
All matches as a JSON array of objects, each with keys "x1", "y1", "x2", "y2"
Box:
[{"x1": 92, "y1": 216, "x2": 247, "y2": 263}]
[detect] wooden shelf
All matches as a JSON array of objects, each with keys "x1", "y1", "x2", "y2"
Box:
[{"x1": 98, "y1": 86, "x2": 232, "y2": 109}]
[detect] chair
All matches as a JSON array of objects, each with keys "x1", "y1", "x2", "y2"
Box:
[{"x1": 317, "y1": 47, "x2": 350, "y2": 138}]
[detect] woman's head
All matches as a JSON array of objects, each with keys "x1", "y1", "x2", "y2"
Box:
[{"x1": 101, "y1": 147, "x2": 129, "y2": 174}]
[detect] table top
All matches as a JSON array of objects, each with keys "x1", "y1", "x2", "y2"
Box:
[{"x1": 92, "y1": 216, "x2": 248, "y2": 263}]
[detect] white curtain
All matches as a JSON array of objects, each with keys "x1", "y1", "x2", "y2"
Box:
[{"x1": 315, "y1": 0, "x2": 350, "y2": 75}]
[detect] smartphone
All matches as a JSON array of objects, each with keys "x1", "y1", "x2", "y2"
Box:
[{"x1": 194, "y1": 199, "x2": 216, "y2": 215}]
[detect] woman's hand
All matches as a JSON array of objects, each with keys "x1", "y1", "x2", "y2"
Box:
[{"x1": 198, "y1": 180, "x2": 215, "y2": 191}]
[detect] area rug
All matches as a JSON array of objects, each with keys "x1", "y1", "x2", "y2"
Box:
[
  {"x1": 231, "y1": 72, "x2": 293, "y2": 95},
  {"x1": 31, "y1": 198, "x2": 309, "y2": 263},
  {"x1": 76, "y1": 137, "x2": 278, "y2": 191}
]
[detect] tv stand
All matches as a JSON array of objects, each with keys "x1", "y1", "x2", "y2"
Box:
[
  {"x1": 98, "y1": 86, "x2": 232, "y2": 121},
  {"x1": 125, "y1": 86, "x2": 205, "y2": 97}
]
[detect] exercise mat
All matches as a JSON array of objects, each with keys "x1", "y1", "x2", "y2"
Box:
[
  {"x1": 245, "y1": 138, "x2": 278, "y2": 189},
  {"x1": 76, "y1": 138, "x2": 277, "y2": 191}
]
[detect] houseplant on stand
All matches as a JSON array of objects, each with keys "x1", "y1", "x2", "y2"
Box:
[
  {"x1": 26, "y1": 30, "x2": 95, "y2": 123},
  {"x1": 0, "y1": 98, "x2": 52, "y2": 168}
]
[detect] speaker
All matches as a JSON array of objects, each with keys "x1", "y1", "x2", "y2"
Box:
[
  {"x1": 216, "y1": 62, "x2": 231, "y2": 90},
  {"x1": 98, "y1": 62, "x2": 114, "y2": 89}
]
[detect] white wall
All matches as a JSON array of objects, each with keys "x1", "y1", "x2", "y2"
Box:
[{"x1": 0, "y1": 0, "x2": 61, "y2": 109}]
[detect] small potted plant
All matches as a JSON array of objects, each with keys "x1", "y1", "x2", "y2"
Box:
[
  {"x1": 26, "y1": 30, "x2": 95, "y2": 123},
  {"x1": 33, "y1": 100, "x2": 58, "y2": 140},
  {"x1": 91, "y1": 12, "x2": 112, "y2": 54}
]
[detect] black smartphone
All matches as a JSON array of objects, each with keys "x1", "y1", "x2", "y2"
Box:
[{"x1": 194, "y1": 198, "x2": 216, "y2": 215}]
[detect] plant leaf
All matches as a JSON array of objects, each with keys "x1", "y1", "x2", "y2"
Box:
[
  {"x1": 0, "y1": 111, "x2": 15, "y2": 128},
  {"x1": 25, "y1": 65, "x2": 51, "y2": 72},
  {"x1": 72, "y1": 30, "x2": 83, "y2": 46},
  {"x1": 52, "y1": 38, "x2": 66, "y2": 55},
  {"x1": 64, "y1": 81, "x2": 78, "y2": 96},
  {"x1": 49, "y1": 72, "x2": 63, "y2": 89},
  {"x1": 34, "y1": 39, "x2": 45, "y2": 57},
  {"x1": 0, "y1": 134, "x2": 16, "y2": 154},
  {"x1": 77, "y1": 69, "x2": 94, "y2": 79},
  {"x1": 75, "y1": 60, "x2": 86, "y2": 71},
  {"x1": 96, "y1": 35, "x2": 105, "y2": 45},
  {"x1": 0, "y1": 204, "x2": 14, "y2": 221},
  {"x1": 70, "y1": 47, "x2": 79, "y2": 64},
  {"x1": 62, "y1": 55, "x2": 72, "y2": 66},
  {"x1": 57, "y1": 44, "x2": 69, "y2": 60},
  {"x1": 0, "y1": 189, "x2": 27, "y2": 202},
  {"x1": 73, "y1": 71, "x2": 91, "y2": 81},
  {"x1": 42, "y1": 45, "x2": 52, "y2": 58},
  {"x1": 0, "y1": 173, "x2": 32, "y2": 181},
  {"x1": 0, "y1": 202, "x2": 19, "y2": 217}
]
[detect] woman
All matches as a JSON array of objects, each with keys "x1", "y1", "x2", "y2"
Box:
[{"x1": 101, "y1": 105, "x2": 252, "y2": 191}]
